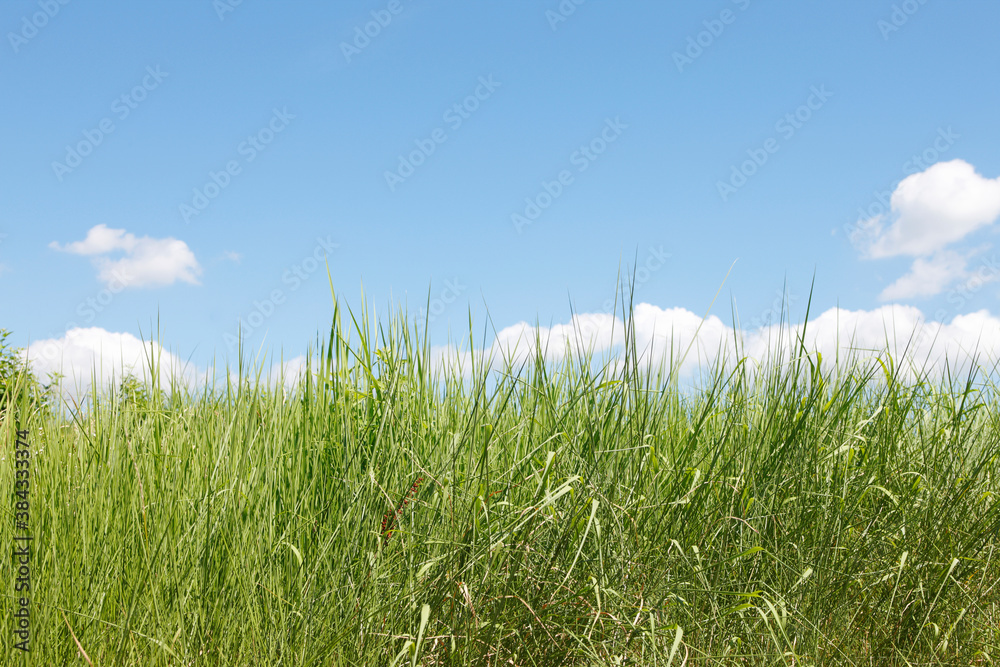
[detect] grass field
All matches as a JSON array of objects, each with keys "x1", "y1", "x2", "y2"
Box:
[{"x1": 2, "y1": 295, "x2": 1000, "y2": 665}]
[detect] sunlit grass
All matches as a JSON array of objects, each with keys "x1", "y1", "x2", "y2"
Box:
[{"x1": 2, "y1": 289, "x2": 999, "y2": 665}]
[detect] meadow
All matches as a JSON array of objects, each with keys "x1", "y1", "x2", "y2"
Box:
[{"x1": 2, "y1": 295, "x2": 999, "y2": 665}]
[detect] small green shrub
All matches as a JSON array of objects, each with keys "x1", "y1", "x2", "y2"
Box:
[{"x1": 0, "y1": 328, "x2": 58, "y2": 419}]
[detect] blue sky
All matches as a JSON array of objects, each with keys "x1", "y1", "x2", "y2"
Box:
[{"x1": 3, "y1": 0, "x2": 1000, "y2": 389}]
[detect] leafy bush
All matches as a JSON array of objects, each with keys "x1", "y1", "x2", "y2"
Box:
[{"x1": 0, "y1": 328, "x2": 57, "y2": 418}]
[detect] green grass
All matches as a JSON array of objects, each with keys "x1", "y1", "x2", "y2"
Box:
[{"x1": 2, "y1": 292, "x2": 1000, "y2": 665}]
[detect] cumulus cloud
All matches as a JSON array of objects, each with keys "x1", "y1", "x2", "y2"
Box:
[
  {"x1": 24, "y1": 328, "x2": 310, "y2": 404},
  {"x1": 50, "y1": 224, "x2": 202, "y2": 288},
  {"x1": 24, "y1": 304, "x2": 1000, "y2": 406},
  {"x1": 50, "y1": 224, "x2": 135, "y2": 256},
  {"x1": 852, "y1": 160, "x2": 1000, "y2": 302},
  {"x1": 865, "y1": 160, "x2": 1000, "y2": 259},
  {"x1": 432, "y1": 303, "x2": 1000, "y2": 385},
  {"x1": 431, "y1": 313, "x2": 626, "y2": 378},
  {"x1": 24, "y1": 327, "x2": 207, "y2": 403},
  {"x1": 491, "y1": 313, "x2": 626, "y2": 366}
]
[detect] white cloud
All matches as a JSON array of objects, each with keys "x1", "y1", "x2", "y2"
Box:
[
  {"x1": 95, "y1": 238, "x2": 200, "y2": 288},
  {"x1": 432, "y1": 303, "x2": 1000, "y2": 385},
  {"x1": 266, "y1": 355, "x2": 307, "y2": 389},
  {"x1": 24, "y1": 305, "x2": 1000, "y2": 406},
  {"x1": 24, "y1": 329, "x2": 310, "y2": 404},
  {"x1": 50, "y1": 224, "x2": 202, "y2": 288},
  {"x1": 49, "y1": 224, "x2": 136, "y2": 255},
  {"x1": 24, "y1": 327, "x2": 206, "y2": 403},
  {"x1": 867, "y1": 160, "x2": 1000, "y2": 258},
  {"x1": 490, "y1": 313, "x2": 626, "y2": 366},
  {"x1": 879, "y1": 249, "x2": 971, "y2": 301}
]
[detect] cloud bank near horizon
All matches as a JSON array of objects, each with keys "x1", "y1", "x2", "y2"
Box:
[
  {"x1": 431, "y1": 303, "x2": 1000, "y2": 384},
  {"x1": 23, "y1": 303, "x2": 999, "y2": 404}
]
